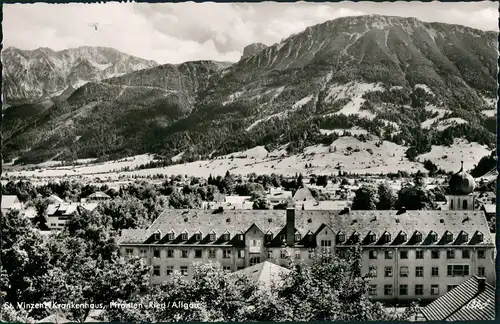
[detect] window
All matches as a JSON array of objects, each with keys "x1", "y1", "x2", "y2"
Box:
[
  {"x1": 446, "y1": 250, "x2": 455, "y2": 259},
  {"x1": 462, "y1": 200, "x2": 468, "y2": 209},
  {"x1": 384, "y1": 266, "x2": 393, "y2": 277},
  {"x1": 267, "y1": 250, "x2": 273, "y2": 259},
  {"x1": 308, "y1": 233, "x2": 313, "y2": 242},
  {"x1": 167, "y1": 233, "x2": 175, "y2": 240},
  {"x1": 195, "y1": 233, "x2": 202, "y2": 241},
  {"x1": 384, "y1": 285, "x2": 393, "y2": 296},
  {"x1": 209, "y1": 233, "x2": 216, "y2": 241},
  {"x1": 250, "y1": 257, "x2": 260, "y2": 266},
  {"x1": 181, "y1": 233, "x2": 188, "y2": 241},
  {"x1": 477, "y1": 232, "x2": 484, "y2": 242},
  {"x1": 478, "y1": 249, "x2": 486, "y2": 259},
  {"x1": 369, "y1": 250, "x2": 378, "y2": 259},
  {"x1": 153, "y1": 266, "x2": 160, "y2": 276},
  {"x1": 208, "y1": 249, "x2": 216, "y2": 259},
  {"x1": 431, "y1": 285, "x2": 439, "y2": 296},
  {"x1": 369, "y1": 285, "x2": 377, "y2": 296},
  {"x1": 180, "y1": 266, "x2": 188, "y2": 276},
  {"x1": 400, "y1": 232, "x2": 407, "y2": 242},
  {"x1": 462, "y1": 250, "x2": 470, "y2": 259},
  {"x1": 238, "y1": 250, "x2": 245, "y2": 259},
  {"x1": 400, "y1": 250, "x2": 408, "y2": 259},
  {"x1": 415, "y1": 285, "x2": 424, "y2": 296},
  {"x1": 478, "y1": 266, "x2": 485, "y2": 276},
  {"x1": 295, "y1": 250, "x2": 301, "y2": 259},
  {"x1": 447, "y1": 265, "x2": 470, "y2": 277},
  {"x1": 224, "y1": 233, "x2": 230, "y2": 241},
  {"x1": 337, "y1": 233, "x2": 345, "y2": 242},
  {"x1": 415, "y1": 232, "x2": 422, "y2": 242},
  {"x1": 337, "y1": 248, "x2": 346, "y2": 259},
  {"x1": 416, "y1": 250, "x2": 424, "y2": 259},
  {"x1": 223, "y1": 266, "x2": 231, "y2": 272},
  {"x1": 446, "y1": 232, "x2": 453, "y2": 243},
  {"x1": 400, "y1": 266, "x2": 409, "y2": 277},
  {"x1": 181, "y1": 250, "x2": 188, "y2": 258},
  {"x1": 415, "y1": 266, "x2": 424, "y2": 277},
  {"x1": 399, "y1": 285, "x2": 408, "y2": 296},
  {"x1": 383, "y1": 233, "x2": 391, "y2": 243},
  {"x1": 166, "y1": 266, "x2": 174, "y2": 276},
  {"x1": 447, "y1": 285, "x2": 458, "y2": 292},
  {"x1": 385, "y1": 250, "x2": 393, "y2": 259},
  {"x1": 140, "y1": 249, "x2": 148, "y2": 258},
  {"x1": 280, "y1": 234, "x2": 286, "y2": 243},
  {"x1": 167, "y1": 249, "x2": 174, "y2": 258},
  {"x1": 223, "y1": 249, "x2": 231, "y2": 259},
  {"x1": 265, "y1": 234, "x2": 273, "y2": 242},
  {"x1": 431, "y1": 250, "x2": 440, "y2": 259},
  {"x1": 370, "y1": 265, "x2": 378, "y2": 277},
  {"x1": 431, "y1": 267, "x2": 439, "y2": 277},
  {"x1": 194, "y1": 249, "x2": 202, "y2": 259},
  {"x1": 153, "y1": 232, "x2": 161, "y2": 241},
  {"x1": 430, "y1": 232, "x2": 438, "y2": 243},
  {"x1": 368, "y1": 232, "x2": 376, "y2": 243},
  {"x1": 308, "y1": 249, "x2": 315, "y2": 259},
  {"x1": 238, "y1": 234, "x2": 244, "y2": 241},
  {"x1": 125, "y1": 248, "x2": 134, "y2": 257},
  {"x1": 295, "y1": 234, "x2": 301, "y2": 242},
  {"x1": 280, "y1": 250, "x2": 287, "y2": 259},
  {"x1": 321, "y1": 240, "x2": 332, "y2": 254},
  {"x1": 153, "y1": 249, "x2": 160, "y2": 258}
]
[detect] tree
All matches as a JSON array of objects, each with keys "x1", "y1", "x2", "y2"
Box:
[
  {"x1": 316, "y1": 175, "x2": 328, "y2": 187},
  {"x1": 97, "y1": 197, "x2": 150, "y2": 231},
  {"x1": 31, "y1": 197, "x2": 50, "y2": 230},
  {"x1": 376, "y1": 183, "x2": 396, "y2": 210},
  {"x1": 396, "y1": 184, "x2": 437, "y2": 210},
  {"x1": 352, "y1": 185, "x2": 378, "y2": 210},
  {"x1": 253, "y1": 197, "x2": 271, "y2": 210}
]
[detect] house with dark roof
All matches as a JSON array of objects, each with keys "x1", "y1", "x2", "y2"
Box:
[
  {"x1": 47, "y1": 203, "x2": 98, "y2": 230},
  {"x1": 419, "y1": 276, "x2": 495, "y2": 321}
]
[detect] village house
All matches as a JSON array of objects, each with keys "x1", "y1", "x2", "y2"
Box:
[
  {"x1": 266, "y1": 188, "x2": 293, "y2": 205},
  {"x1": 47, "y1": 203, "x2": 98, "y2": 230},
  {"x1": 84, "y1": 191, "x2": 111, "y2": 203}
]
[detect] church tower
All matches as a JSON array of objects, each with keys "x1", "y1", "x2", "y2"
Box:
[{"x1": 447, "y1": 161, "x2": 476, "y2": 210}]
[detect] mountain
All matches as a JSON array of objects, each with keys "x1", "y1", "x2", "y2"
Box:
[
  {"x1": 1, "y1": 46, "x2": 158, "y2": 104},
  {"x1": 3, "y1": 15, "x2": 497, "y2": 166},
  {"x1": 241, "y1": 43, "x2": 268, "y2": 60}
]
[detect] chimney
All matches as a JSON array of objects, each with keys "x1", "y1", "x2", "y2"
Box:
[
  {"x1": 286, "y1": 208, "x2": 295, "y2": 247},
  {"x1": 478, "y1": 277, "x2": 486, "y2": 292}
]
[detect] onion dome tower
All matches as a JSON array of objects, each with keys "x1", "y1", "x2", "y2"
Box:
[{"x1": 448, "y1": 161, "x2": 476, "y2": 210}]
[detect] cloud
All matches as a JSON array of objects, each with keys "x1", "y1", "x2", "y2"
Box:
[{"x1": 3, "y1": 1, "x2": 498, "y2": 64}]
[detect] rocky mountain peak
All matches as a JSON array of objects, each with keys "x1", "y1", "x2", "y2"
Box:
[{"x1": 240, "y1": 43, "x2": 268, "y2": 60}]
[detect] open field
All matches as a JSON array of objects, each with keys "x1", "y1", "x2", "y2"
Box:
[{"x1": 3, "y1": 135, "x2": 491, "y2": 182}]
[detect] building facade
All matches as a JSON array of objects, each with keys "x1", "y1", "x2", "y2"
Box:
[{"x1": 118, "y1": 208, "x2": 494, "y2": 302}]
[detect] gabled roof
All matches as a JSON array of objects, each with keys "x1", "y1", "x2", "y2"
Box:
[
  {"x1": 37, "y1": 313, "x2": 69, "y2": 323},
  {"x1": 1, "y1": 195, "x2": 21, "y2": 210},
  {"x1": 233, "y1": 261, "x2": 290, "y2": 287},
  {"x1": 117, "y1": 209, "x2": 493, "y2": 247},
  {"x1": 482, "y1": 204, "x2": 495, "y2": 214},
  {"x1": 293, "y1": 187, "x2": 316, "y2": 202},
  {"x1": 420, "y1": 276, "x2": 495, "y2": 321},
  {"x1": 87, "y1": 191, "x2": 110, "y2": 199}
]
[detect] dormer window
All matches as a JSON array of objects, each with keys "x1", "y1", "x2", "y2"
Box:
[
  {"x1": 337, "y1": 232, "x2": 345, "y2": 243},
  {"x1": 307, "y1": 233, "x2": 313, "y2": 242},
  {"x1": 167, "y1": 231, "x2": 175, "y2": 241},
  {"x1": 429, "y1": 231, "x2": 438, "y2": 243},
  {"x1": 368, "y1": 232, "x2": 376, "y2": 243},
  {"x1": 265, "y1": 233, "x2": 273, "y2": 242},
  {"x1": 415, "y1": 231, "x2": 422, "y2": 242},
  {"x1": 352, "y1": 232, "x2": 360, "y2": 243},
  {"x1": 181, "y1": 232, "x2": 188, "y2": 241},
  {"x1": 295, "y1": 233, "x2": 301, "y2": 242},
  {"x1": 384, "y1": 232, "x2": 391, "y2": 243},
  {"x1": 400, "y1": 232, "x2": 407, "y2": 242},
  {"x1": 209, "y1": 232, "x2": 216, "y2": 241},
  {"x1": 461, "y1": 232, "x2": 469, "y2": 241},
  {"x1": 280, "y1": 234, "x2": 286, "y2": 243},
  {"x1": 223, "y1": 232, "x2": 230, "y2": 241},
  {"x1": 194, "y1": 233, "x2": 202, "y2": 241},
  {"x1": 238, "y1": 234, "x2": 244, "y2": 241},
  {"x1": 153, "y1": 231, "x2": 161, "y2": 241},
  {"x1": 446, "y1": 232, "x2": 453, "y2": 243},
  {"x1": 476, "y1": 231, "x2": 484, "y2": 242}
]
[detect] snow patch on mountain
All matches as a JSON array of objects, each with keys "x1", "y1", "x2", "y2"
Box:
[
  {"x1": 325, "y1": 82, "x2": 384, "y2": 119},
  {"x1": 415, "y1": 84, "x2": 434, "y2": 95},
  {"x1": 436, "y1": 118, "x2": 469, "y2": 131},
  {"x1": 292, "y1": 95, "x2": 313, "y2": 109}
]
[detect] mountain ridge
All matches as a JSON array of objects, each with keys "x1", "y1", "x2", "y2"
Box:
[{"x1": 2, "y1": 15, "x2": 497, "y2": 167}]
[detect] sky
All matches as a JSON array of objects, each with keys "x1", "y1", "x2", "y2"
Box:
[{"x1": 3, "y1": 1, "x2": 498, "y2": 64}]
